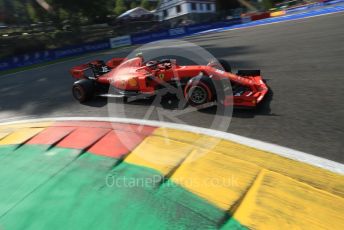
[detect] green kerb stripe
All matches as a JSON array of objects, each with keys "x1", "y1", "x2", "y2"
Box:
[{"x1": 0, "y1": 145, "x2": 247, "y2": 230}]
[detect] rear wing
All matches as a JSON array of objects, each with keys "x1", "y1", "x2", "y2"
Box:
[
  {"x1": 70, "y1": 63, "x2": 93, "y2": 79},
  {"x1": 106, "y1": 57, "x2": 127, "y2": 68},
  {"x1": 70, "y1": 58, "x2": 127, "y2": 79}
]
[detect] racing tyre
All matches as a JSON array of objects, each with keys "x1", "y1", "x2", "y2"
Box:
[
  {"x1": 208, "y1": 59, "x2": 232, "y2": 72},
  {"x1": 72, "y1": 79, "x2": 95, "y2": 103},
  {"x1": 184, "y1": 79, "x2": 213, "y2": 107},
  {"x1": 218, "y1": 59, "x2": 232, "y2": 72},
  {"x1": 237, "y1": 70, "x2": 260, "y2": 76}
]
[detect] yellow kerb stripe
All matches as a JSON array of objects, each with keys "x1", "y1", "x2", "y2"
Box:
[
  {"x1": 233, "y1": 169, "x2": 344, "y2": 229},
  {"x1": 148, "y1": 127, "x2": 344, "y2": 229},
  {"x1": 0, "y1": 132, "x2": 10, "y2": 140},
  {"x1": 0, "y1": 122, "x2": 52, "y2": 145},
  {"x1": 154, "y1": 128, "x2": 344, "y2": 198},
  {"x1": 0, "y1": 127, "x2": 45, "y2": 146},
  {"x1": 171, "y1": 148, "x2": 261, "y2": 210},
  {"x1": 125, "y1": 135, "x2": 193, "y2": 175}
]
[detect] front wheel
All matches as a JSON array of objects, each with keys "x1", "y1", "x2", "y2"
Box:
[
  {"x1": 184, "y1": 80, "x2": 213, "y2": 106},
  {"x1": 72, "y1": 79, "x2": 95, "y2": 103},
  {"x1": 208, "y1": 59, "x2": 231, "y2": 72}
]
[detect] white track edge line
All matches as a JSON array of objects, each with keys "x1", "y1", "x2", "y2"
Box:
[{"x1": 1, "y1": 116, "x2": 343, "y2": 175}]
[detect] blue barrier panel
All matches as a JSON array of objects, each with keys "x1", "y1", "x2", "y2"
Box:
[
  {"x1": 168, "y1": 27, "x2": 186, "y2": 38},
  {"x1": 131, "y1": 27, "x2": 187, "y2": 44},
  {"x1": 211, "y1": 18, "x2": 242, "y2": 28},
  {"x1": 53, "y1": 41, "x2": 109, "y2": 59},
  {"x1": 131, "y1": 29, "x2": 170, "y2": 44},
  {"x1": 0, "y1": 40, "x2": 110, "y2": 72},
  {"x1": 109, "y1": 35, "x2": 132, "y2": 48},
  {"x1": 131, "y1": 18, "x2": 242, "y2": 44},
  {"x1": 184, "y1": 18, "x2": 242, "y2": 35},
  {"x1": 0, "y1": 50, "x2": 54, "y2": 71},
  {"x1": 0, "y1": 59, "x2": 11, "y2": 71},
  {"x1": 151, "y1": 31, "x2": 169, "y2": 39},
  {"x1": 186, "y1": 24, "x2": 214, "y2": 33}
]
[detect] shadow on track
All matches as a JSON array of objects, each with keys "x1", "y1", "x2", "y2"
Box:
[
  {"x1": 96, "y1": 86, "x2": 275, "y2": 119},
  {"x1": 82, "y1": 97, "x2": 107, "y2": 107}
]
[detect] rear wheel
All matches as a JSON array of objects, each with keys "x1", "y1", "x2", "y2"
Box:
[{"x1": 72, "y1": 79, "x2": 95, "y2": 103}]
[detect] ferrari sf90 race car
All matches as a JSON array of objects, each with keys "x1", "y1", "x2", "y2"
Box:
[{"x1": 70, "y1": 55, "x2": 268, "y2": 108}]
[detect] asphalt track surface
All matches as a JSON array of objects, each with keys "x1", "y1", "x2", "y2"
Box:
[{"x1": 0, "y1": 12, "x2": 343, "y2": 163}]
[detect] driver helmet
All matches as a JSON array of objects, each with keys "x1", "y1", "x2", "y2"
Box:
[{"x1": 136, "y1": 52, "x2": 144, "y2": 62}]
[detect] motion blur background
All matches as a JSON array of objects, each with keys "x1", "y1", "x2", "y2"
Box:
[{"x1": 0, "y1": 0, "x2": 323, "y2": 60}]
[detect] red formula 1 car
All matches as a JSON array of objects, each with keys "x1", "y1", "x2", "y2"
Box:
[{"x1": 70, "y1": 55, "x2": 268, "y2": 108}]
